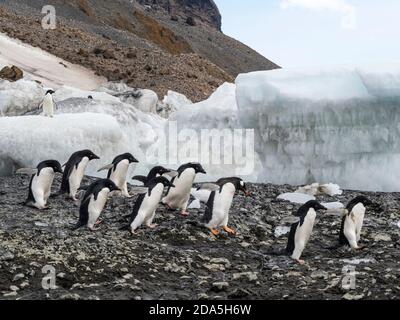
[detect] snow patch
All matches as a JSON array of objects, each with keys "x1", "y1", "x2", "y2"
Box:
[{"x1": 277, "y1": 193, "x2": 316, "y2": 204}]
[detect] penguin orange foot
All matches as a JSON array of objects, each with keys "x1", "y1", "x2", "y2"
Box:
[
  {"x1": 210, "y1": 228, "x2": 220, "y2": 236},
  {"x1": 180, "y1": 210, "x2": 190, "y2": 217},
  {"x1": 223, "y1": 226, "x2": 236, "y2": 235}
]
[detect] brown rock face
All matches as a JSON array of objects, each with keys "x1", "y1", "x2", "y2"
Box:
[
  {"x1": 137, "y1": 0, "x2": 222, "y2": 30},
  {"x1": 0, "y1": 66, "x2": 24, "y2": 82}
]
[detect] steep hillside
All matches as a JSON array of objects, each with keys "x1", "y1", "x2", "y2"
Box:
[{"x1": 0, "y1": 0, "x2": 279, "y2": 100}]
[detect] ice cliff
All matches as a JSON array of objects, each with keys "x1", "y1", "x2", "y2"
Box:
[{"x1": 236, "y1": 65, "x2": 400, "y2": 191}]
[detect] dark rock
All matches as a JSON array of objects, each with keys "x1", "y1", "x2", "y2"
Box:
[{"x1": 0, "y1": 65, "x2": 23, "y2": 82}]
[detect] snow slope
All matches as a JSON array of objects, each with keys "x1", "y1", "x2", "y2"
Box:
[
  {"x1": 0, "y1": 32, "x2": 105, "y2": 90},
  {"x1": 236, "y1": 65, "x2": 400, "y2": 192}
]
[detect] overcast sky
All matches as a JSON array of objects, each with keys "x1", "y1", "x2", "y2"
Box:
[{"x1": 215, "y1": 0, "x2": 400, "y2": 68}]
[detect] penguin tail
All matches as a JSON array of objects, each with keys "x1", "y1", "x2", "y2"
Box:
[
  {"x1": 323, "y1": 243, "x2": 345, "y2": 251},
  {"x1": 71, "y1": 221, "x2": 85, "y2": 231},
  {"x1": 119, "y1": 225, "x2": 131, "y2": 232},
  {"x1": 266, "y1": 249, "x2": 288, "y2": 256}
]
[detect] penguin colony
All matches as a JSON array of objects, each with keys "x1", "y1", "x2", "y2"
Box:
[{"x1": 16, "y1": 148, "x2": 377, "y2": 265}]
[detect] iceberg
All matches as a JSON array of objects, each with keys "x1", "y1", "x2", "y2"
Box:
[{"x1": 236, "y1": 65, "x2": 400, "y2": 192}]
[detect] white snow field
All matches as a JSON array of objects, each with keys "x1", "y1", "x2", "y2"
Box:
[
  {"x1": 0, "y1": 32, "x2": 105, "y2": 90},
  {"x1": 236, "y1": 65, "x2": 400, "y2": 192}
]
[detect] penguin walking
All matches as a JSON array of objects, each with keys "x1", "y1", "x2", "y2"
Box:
[
  {"x1": 98, "y1": 153, "x2": 139, "y2": 197},
  {"x1": 338, "y1": 196, "x2": 373, "y2": 250},
  {"x1": 17, "y1": 160, "x2": 63, "y2": 210},
  {"x1": 73, "y1": 179, "x2": 120, "y2": 231},
  {"x1": 39, "y1": 90, "x2": 56, "y2": 117},
  {"x1": 122, "y1": 177, "x2": 175, "y2": 234},
  {"x1": 201, "y1": 178, "x2": 250, "y2": 236},
  {"x1": 59, "y1": 150, "x2": 100, "y2": 201},
  {"x1": 132, "y1": 166, "x2": 178, "y2": 186},
  {"x1": 161, "y1": 163, "x2": 206, "y2": 216},
  {"x1": 286, "y1": 200, "x2": 327, "y2": 265}
]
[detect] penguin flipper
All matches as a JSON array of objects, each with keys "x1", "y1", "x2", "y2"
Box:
[
  {"x1": 97, "y1": 164, "x2": 114, "y2": 172},
  {"x1": 132, "y1": 176, "x2": 148, "y2": 185},
  {"x1": 15, "y1": 168, "x2": 38, "y2": 175}
]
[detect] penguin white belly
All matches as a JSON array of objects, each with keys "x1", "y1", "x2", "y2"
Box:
[
  {"x1": 69, "y1": 157, "x2": 90, "y2": 197},
  {"x1": 109, "y1": 160, "x2": 130, "y2": 196},
  {"x1": 163, "y1": 169, "x2": 195, "y2": 209},
  {"x1": 42, "y1": 95, "x2": 54, "y2": 117},
  {"x1": 32, "y1": 168, "x2": 55, "y2": 209},
  {"x1": 87, "y1": 189, "x2": 109, "y2": 229},
  {"x1": 132, "y1": 184, "x2": 164, "y2": 229},
  {"x1": 207, "y1": 184, "x2": 235, "y2": 228},
  {"x1": 344, "y1": 203, "x2": 365, "y2": 248},
  {"x1": 292, "y1": 209, "x2": 316, "y2": 260}
]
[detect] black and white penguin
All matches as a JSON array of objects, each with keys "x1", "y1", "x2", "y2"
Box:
[
  {"x1": 98, "y1": 153, "x2": 138, "y2": 197},
  {"x1": 286, "y1": 200, "x2": 327, "y2": 265},
  {"x1": 59, "y1": 149, "x2": 100, "y2": 201},
  {"x1": 161, "y1": 162, "x2": 206, "y2": 216},
  {"x1": 132, "y1": 166, "x2": 178, "y2": 186},
  {"x1": 201, "y1": 177, "x2": 250, "y2": 236},
  {"x1": 40, "y1": 90, "x2": 56, "y2": 117},
  {"x1": 122, "y1": 177, "x2": 175, "y2": 234},
  {"x1": 74, "y1": 179, "x2": 120, "y2": 231},
  {"x1": 18, "y1": 160, "x2": 63, "y2": 210},
  {"x1": 338, "y1": 196, "x2": 373, "y2": 250}
]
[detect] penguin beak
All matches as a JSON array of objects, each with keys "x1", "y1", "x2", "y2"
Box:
[
  {"x1": 131, "y1": 157, "x2": 139, "y2": 163},
  {"x1": 199, "y1": 168, "x2": 206, "y2": 174},
  {"x1": 319, "y1": 205, "x2": 328, "y2": 211},
  {"x1": 93, "y1": 155, "x2": 100, "y2": 160}
]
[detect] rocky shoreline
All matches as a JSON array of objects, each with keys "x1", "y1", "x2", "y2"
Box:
[{"x1": 0, "y1": 175, "x2": 399, "y2": 300}]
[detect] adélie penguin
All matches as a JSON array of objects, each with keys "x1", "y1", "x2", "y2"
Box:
[
  {"x1": 286, "y1": 200, "x2": 327, "y2": 265},
  {"x1": 338, "y1": 196, "x2": 374, "y2": 250},
  {"x1": 59, "y1": 150, "x2": 100, "y2": 201},
  {"x1": 132, "y1": 166, "x2": 178, "y2": 186},
  {"x1": 98, "y1": 153, "x2": 139, "y2": 197},
  {"x1": 121, "y1": 177, "x2": 175, "y2": 235},
  {"x1": 73, "y1": 179, "x2": 120, "y2": 231},
  {"x1": 162, "y1": 163, "x2": 206, "y2": 216},
  {"x1": 40, "y1": 90, "x2": 56, "y2": 117},
  {"x1": 16, "y1": 160, "x2": 63, "y2": 210},
  {"x1": 201, "y1": 177, "x2": 251, "y2": 236}
]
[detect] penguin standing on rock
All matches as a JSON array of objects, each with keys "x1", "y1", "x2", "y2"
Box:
[
  {"x1": 17, "y1": 160, "x2": 63, "y2": 210},
  {"x1": 201, "y1": 177, "x2": 250, "y2": 236},
  {"x1": 59, "y1": 150, "x2": 100, "y2": 201},
  {"x1": 122, "y1": 177, "x2": 175, "y2": 235},
  {"x1": 162, "y1": 163, "x2": 206, "y2": 216},
  {"x1": 73, "y1": 179, "x2": 120, "y2": 231},
  {"x1": 98, "y1": 153, "x2": 139, "y2": 197},
  {"x1": 286, "y1": 200, "x2": 327, "y2": 265},
  {"x1": 132, "y1": 166, "x2": 178, "y2": 186},
  {"x1": 338, "y1": 196, "x2": 373, "y2": 250}
]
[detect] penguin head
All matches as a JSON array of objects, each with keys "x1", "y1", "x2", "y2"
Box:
[
  {"x1": 188, "y1": 163, "x2": 206, "y2": 174},
  {"x1": 304, "y1": 200, "x2": 327, "y2": 212},
  {"x1": 122, "y1": 153, "x2": 138, "y2": 164},
  {"x1": 45, "y1": 90, "x2": 55, "y2": 95},
  {"x1": 154, "y1": 176, "x2": 175, "y2": 188},
  {"x1": 348, "y1": 196, "x2": 374, "y2": 208},
  {"x1": 217, "y1": 177, "x2": 251, "y2": 197},
  {"x1": 82, "y1": 150, "x2": 100, "y2": 161},
  {"x1": 39, "y1": 160, "x2": 63, "y2": 174},
  {"x1": 88, "y1": 95, "x2": 93, "y2": 99},
  {"x1": 103, "y1": 179, "x2": 120, "y2": 192}
]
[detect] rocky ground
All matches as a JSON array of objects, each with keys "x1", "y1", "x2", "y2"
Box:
[{"x1": 0, "y1": 175, "x2": 399, "y2": 300}]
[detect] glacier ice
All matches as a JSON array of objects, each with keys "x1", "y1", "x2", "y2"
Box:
[
  {"x1": 0, "y1": 113, "x2": 127, "y2": 176},
  {"x1": 277, "y1": 193, "x2": 316, "y2": 204},
  {"x1": 236, "y1": 65, "x2": 400, "y2": 192},
  {"x1": 295, "y1": 183, "x2": 343, "y2": 196}
]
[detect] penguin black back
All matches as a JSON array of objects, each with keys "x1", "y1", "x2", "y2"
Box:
[
  {"x1": 60, "y1": 149, "x2": 99, "y2": 194},
  {"x1": 106, "y1": 153, "x2": 138, "y2": 179},
  {"x1": 75, "y1": 179, "x2": 118, "y2": 229}
]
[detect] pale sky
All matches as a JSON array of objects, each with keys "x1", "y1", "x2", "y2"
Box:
[{"x1": 215, "y1": 0, "x2": 400, "y2": 68}]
